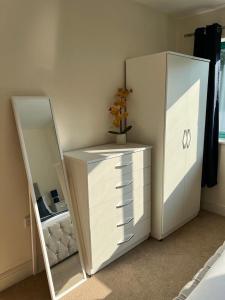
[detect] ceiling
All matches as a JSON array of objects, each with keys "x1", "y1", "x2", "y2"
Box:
[{"x1": 134, "y1": 0, "x2": 225, "y2": 17}]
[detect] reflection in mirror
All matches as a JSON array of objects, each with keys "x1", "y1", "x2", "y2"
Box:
[{"x1": 12, "y1": 97, "x2": 86, "y2": 300}]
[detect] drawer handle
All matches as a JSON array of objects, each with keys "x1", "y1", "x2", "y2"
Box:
[
  {"x1": 117, "y1": 217, "x2": 134, "y2": 227},
  {"x1": 116, "y1": 181, "x2": 133, "y2": 189},
  {"x1": 116, "y1": 199, "x2": 133, "y2": 208},
  {"x1": 115, "y1": 162, "x2": 133, "y2": 169},
  {"x1": 117, "y1": 233, "x2": 135, "y2": 245}
]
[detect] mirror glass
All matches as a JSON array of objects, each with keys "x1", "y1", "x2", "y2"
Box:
[{"x1": 12, "y1": 97, "x2": 86, "y2": 299}]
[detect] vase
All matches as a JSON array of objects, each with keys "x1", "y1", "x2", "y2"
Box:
[{"x1": 116, "y1": 133, "x2": 127, "y2": 145}]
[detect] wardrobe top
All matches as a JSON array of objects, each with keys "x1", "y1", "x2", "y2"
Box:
[
  {"x1": 64, "y1": 143, "x2": 152, "y2": 163},
  {"x1": 126, "y1": 51, "x2": 210, "y2": 63}
]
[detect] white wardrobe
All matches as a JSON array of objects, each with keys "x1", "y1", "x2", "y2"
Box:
[{"x1": 126, "y1": 51, "x2": 210, "y2": 240}]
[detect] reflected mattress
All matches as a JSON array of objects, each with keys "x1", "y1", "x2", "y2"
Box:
[{"x1": 42, "y1": 211, "x2": 78, "y2": 267}]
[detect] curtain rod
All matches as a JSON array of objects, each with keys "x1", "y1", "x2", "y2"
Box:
[{"x1": 184, "y1": 26, "x2": 225, "y2": 37}]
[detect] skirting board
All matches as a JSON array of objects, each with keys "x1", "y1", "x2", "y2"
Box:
[
  {"x1": 0, "y1": 260, "x2": 33, "y2": 292},
  {"x1": 202, "y1": 200, "x2": 225, "y2": 217}
]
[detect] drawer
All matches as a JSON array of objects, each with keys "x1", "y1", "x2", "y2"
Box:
[
  {"x1": 89, "y1": 185, "x2": 151, "y2": 229},
  {"x1": 116, "y1": 189, "x2": 150, "y2": 226},
  {"x1": 87, "y1": 148, "x2": 151, "y2": 184},
  {"x1": 91, "y1": 218, "x2": 150, "y2": 271},
  {"x1": 88, "y1": 167, "x2": 151, "y2": 208}
]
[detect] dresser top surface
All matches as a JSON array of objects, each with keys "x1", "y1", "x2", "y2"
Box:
[{"x1": 64, "y1": 143, "x2": 152, "y2": 163}]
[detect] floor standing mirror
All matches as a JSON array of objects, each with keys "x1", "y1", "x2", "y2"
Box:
[{"x1": 12, "y1": 96, "x2": 87, "y2": 300}]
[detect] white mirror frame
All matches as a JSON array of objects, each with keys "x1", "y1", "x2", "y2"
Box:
[{"x1": 12, "y1": 96, "x2": 87, "y2": 300}]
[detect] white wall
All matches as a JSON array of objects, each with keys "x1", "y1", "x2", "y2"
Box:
[
  {"x1": 175, "y1": 8, "x2": 225, "y2": 216},
  {"x1": 0, "y1": 0, "x2": 176, "y2": 290},
  {"x1": 201, "y1": 144, "x2": 225, "y2": 216}
]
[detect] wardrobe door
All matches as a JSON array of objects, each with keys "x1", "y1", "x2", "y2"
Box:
[
  {"x1": 184, "y1": 60, "x2": 209, "y2": 217},
  {"x1": 162, "y1": 54, "x2": 189, "y2": 235}
]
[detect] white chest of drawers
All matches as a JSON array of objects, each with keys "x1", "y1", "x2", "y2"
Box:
[{"x1": 64, "y1": 143, "x2": 151, "y2": 275}]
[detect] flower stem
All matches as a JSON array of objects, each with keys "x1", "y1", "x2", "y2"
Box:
[
  {"x1": 124, "y1": 99, "x2": 127, "y2": 131},
  {"x1": 120, "y1": 107, "x2": 122, "y2": 134}
]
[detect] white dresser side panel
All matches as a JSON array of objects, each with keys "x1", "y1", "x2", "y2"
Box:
[
  {"x1": 126, "y1": 53, "x2": 166, "y2": 239},
  {"x1": 64, "y1": 157, "x2": 92, "y2": 273}
]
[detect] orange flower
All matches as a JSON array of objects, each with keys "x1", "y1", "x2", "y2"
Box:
[
  {"x1": 116, "y1": 88, "x2": 132, "y2": 98},
  {"x1": 116, "y1": 91, "x2": 125, "y2": 97},
  {"x1": 123, "y1": 112, "x2": 128, "y2": 118},
  {"x1": 109, "y1": 87, "x2": 132, "y2": 132},
  {"x1": 113, "y1": 119, "x2": 120, "y2": 128},
  {"x1": 114, "y1": 98, "x2": 126, "y2": 107},
  {"x1": 116, "y1": 113, "x2": 123, "y2": 121},
  {"x1": 109, "y1": 105, "x2": 120, "y2": 115}
]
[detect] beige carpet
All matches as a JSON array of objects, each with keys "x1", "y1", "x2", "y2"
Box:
[{"x1": 1, "y1": 211, "x2": 225, "y2": 300}]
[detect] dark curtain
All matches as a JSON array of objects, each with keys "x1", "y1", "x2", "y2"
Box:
[{"x1": 194, "y1": 23, "x2": 222, "y2": 187}]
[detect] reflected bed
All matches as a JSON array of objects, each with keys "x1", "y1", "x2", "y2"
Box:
[{"x1": 42, "y1": 211, "x2": 78, "y2": 267}]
